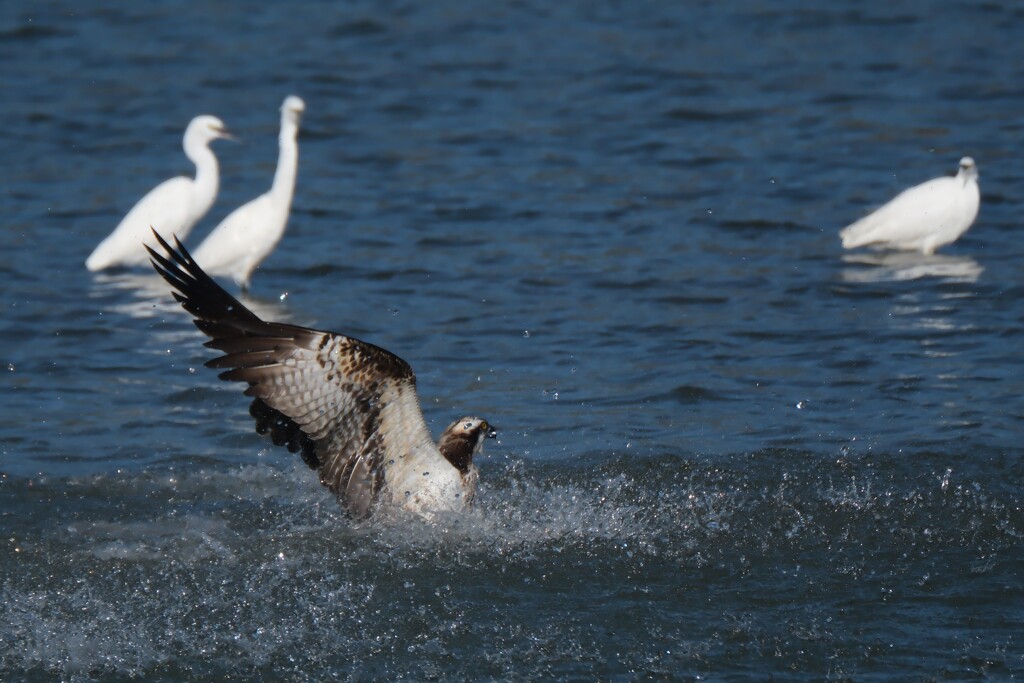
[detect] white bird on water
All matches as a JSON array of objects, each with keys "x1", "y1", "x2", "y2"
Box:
[
  {"x1": 839, "y1": 157, "x2": 980, "y2": 255},
  {"x1": 192, "y1": 95, "x2": 305, "y2": 292},
  {"x1": 85, "y1": 115, "x2": 234, "y2": 271}
]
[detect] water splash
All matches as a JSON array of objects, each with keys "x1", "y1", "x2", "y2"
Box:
[{"x1": 2, "y1": 450, "x2": 1021, "y2": 680}]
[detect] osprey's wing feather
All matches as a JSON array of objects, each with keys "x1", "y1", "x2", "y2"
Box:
[{"x1": 146, "y1": 231, "x2": 436, "y2": 519}]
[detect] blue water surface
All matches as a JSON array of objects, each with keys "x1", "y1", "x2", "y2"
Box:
[{"x1": 1, "y1": 1, "x2": 1022, "y2": 680}]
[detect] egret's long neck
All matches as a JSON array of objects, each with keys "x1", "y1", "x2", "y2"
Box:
[
  {"x1": 269, "y1": 121, "x2": 299, "y2": 206},
  {"x1": 185, "y1": 140, "x2": 220, "y2": 212}
]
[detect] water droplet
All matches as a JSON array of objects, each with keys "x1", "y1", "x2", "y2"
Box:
[
  {"x1": 796, "y1": 401, "x2": 805, "y2": 410},
  {"x1": 769, "y1": 177, "x2": 776, "y2": 184},
  {"x1": 522, "y1": 330, "x2": 530, "y2": 338},
  {"x1": 706, "y1": 208, "x2": 713, "y2": 215},
  {"x1": 6, "y1": 364, "x2": 14, "y2": 372},
  {"x1": 188, "y1": 367, "x2": 196, "y2": 374},
  {"x1": 279, "y1": 292, "x2": 289, "y2": 302}
]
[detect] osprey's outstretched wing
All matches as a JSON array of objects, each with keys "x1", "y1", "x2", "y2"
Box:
[{"x1": 147, "y1": 231, "x2": 442, "y2": 519}]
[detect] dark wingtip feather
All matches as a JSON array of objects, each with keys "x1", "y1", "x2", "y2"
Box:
[{"x1": 147, "y1": 228, "x2": 265, "y2": 330}]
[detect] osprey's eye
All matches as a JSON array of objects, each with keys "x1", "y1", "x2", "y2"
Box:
[{"x1": 479, "y1": 421, "x2": 489, "y2": 432}]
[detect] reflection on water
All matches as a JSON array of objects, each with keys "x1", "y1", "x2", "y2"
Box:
[
  {"x1": 838, "y1": 252, "x2": 984, "y2": 359},
  {"x1": 883, "y1": 288, "x2": 977, "y2": 350},
  {"x1": 88, "y1": 270, "x2": 180, "y2": 319},
  {"x1": 839, "y1": 251, "x2": 984, "y2": 284},
  {"x1": 89, "y1": 269, "x2": 293, "y2": 323}
]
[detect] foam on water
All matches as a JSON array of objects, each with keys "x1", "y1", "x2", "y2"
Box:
[{"x1": 2, "y1": 448, "x2": 1020, "y2": 680}]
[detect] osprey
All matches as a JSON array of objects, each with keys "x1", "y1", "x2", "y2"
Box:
[{"x1": 147, "y1": 232, "x2": 496, "y2": 520}]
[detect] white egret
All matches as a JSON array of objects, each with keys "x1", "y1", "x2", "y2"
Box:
[
  {"x1": 839, "y1": 157, "x2": 980, "y2": 254},
  {"x1": 192, "y1": 95, "x2": 305, "y2": 292},
  {"x1": 85, "y1": 115, "x2": 234, "y2": 271}
]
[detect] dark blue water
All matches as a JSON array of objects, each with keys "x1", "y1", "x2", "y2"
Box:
[{"x1": 2, "y1": 1, "x2": 1023, "y2": 680}]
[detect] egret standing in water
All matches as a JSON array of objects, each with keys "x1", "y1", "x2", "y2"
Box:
[
  {"x1": 839, "y1": 157, "x2": 980, "y2": 255},
  {"x1": 193, "y1": 95, "x2": 305, "y2": 293},
  {"x1": 86, "y1": 115, "x2": 234, "y2": 271}
]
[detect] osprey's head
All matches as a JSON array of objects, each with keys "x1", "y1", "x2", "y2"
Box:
[{"x1": 437, "y1": 416, "x2": 496, "y2": 474}]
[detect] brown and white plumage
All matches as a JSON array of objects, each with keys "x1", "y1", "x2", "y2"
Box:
[{"x1": 147, "y1": 232, "x2": 495, "y2": 520}]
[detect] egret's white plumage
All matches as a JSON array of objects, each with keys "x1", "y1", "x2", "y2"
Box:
[
  {"x1": 839, "y1": 157, "x2": 980, "y2": 255},
  {"x1": 192, "y1": 95, "x2": 305, "y2": 291},
  {"x1": 85, "y1": 115, "x2": 233, "y2": 271}
]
